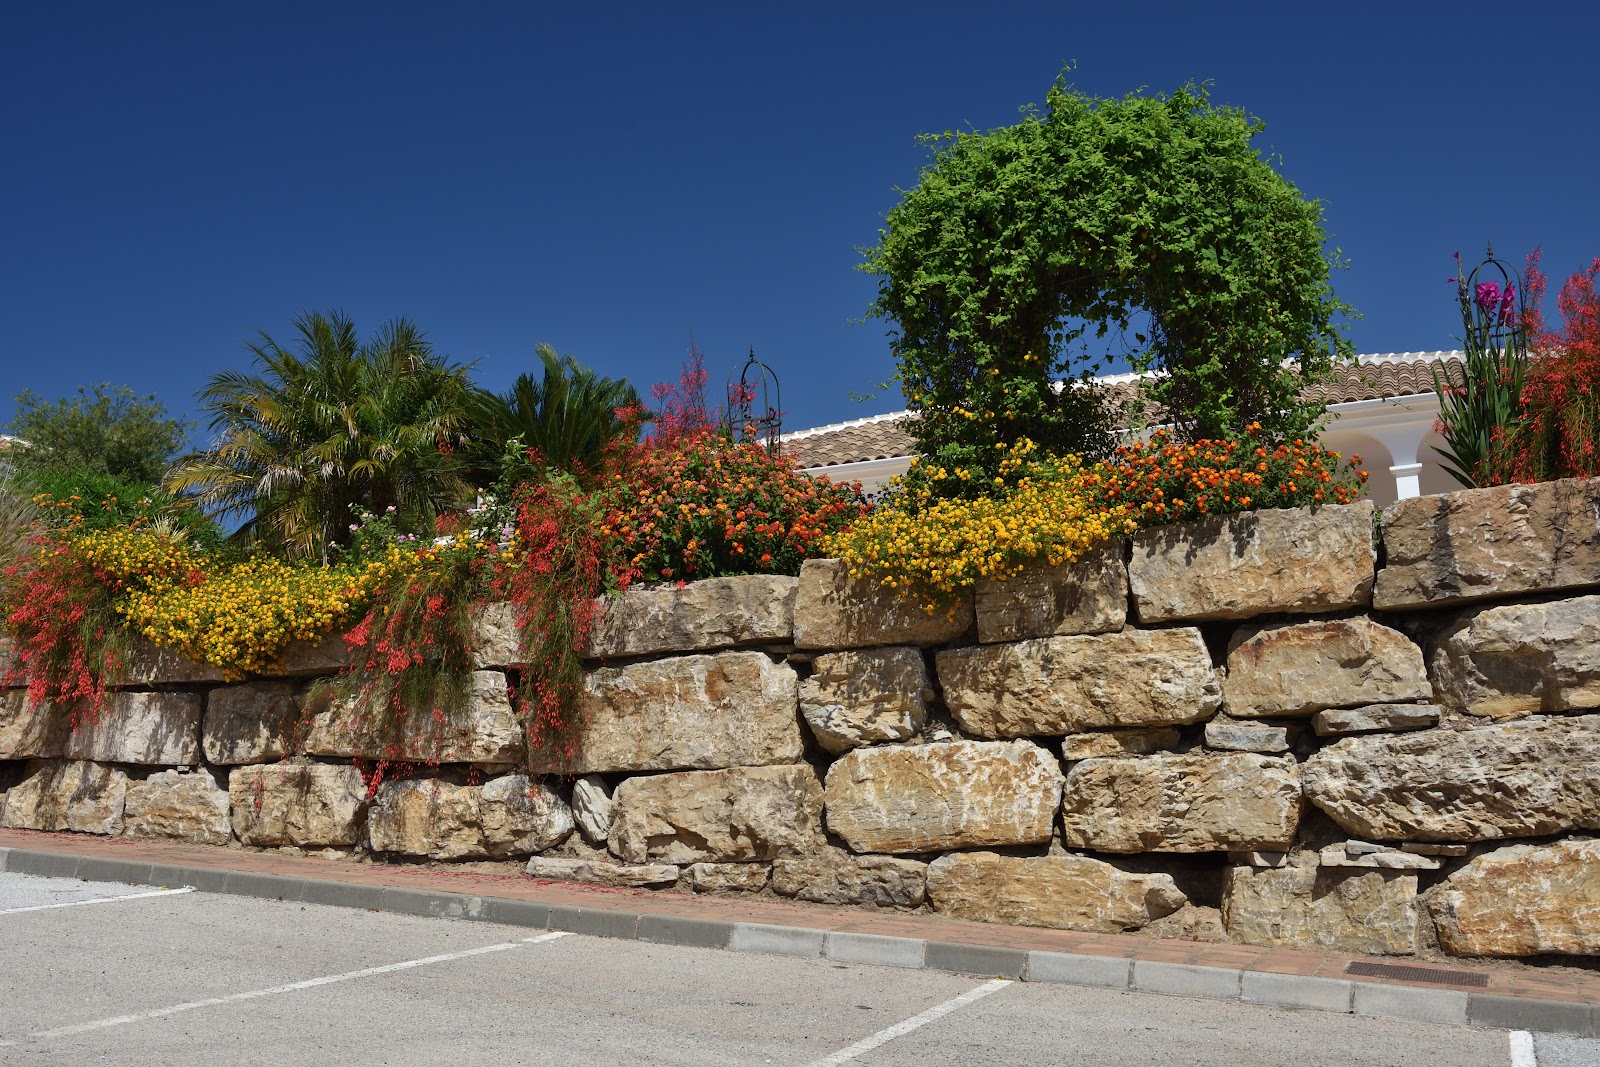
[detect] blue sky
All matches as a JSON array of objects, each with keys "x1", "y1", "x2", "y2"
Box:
[{"x1": 4, "y1": 3, "x2": 1597, "y2": 440}]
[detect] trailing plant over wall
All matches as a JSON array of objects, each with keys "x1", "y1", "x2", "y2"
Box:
[
  {"x1": 1510, "y1": 253, "x2": 1600, "y2": 481},
  {"x1": 863, "y1": 75, "x2": 1353, "y2": 486}
]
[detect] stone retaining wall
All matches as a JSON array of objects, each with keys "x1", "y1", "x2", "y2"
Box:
[{"x1": 4, "y1": 477, "x2": 1600, "y2": 961}]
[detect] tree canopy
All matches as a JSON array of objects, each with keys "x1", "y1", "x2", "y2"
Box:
[
  {"x1": 863, "y1": 78, "x2": 1355, "y2": 471},
  {"x1": 6, "y1": 383, "x2": 193, "y2": 483}
]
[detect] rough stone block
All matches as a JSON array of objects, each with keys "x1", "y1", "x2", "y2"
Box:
[
  {"x1": 1429, "y1": 840, "x2": 1600, "y2": 957},
  {"x1": 938, "y1": 627, "x2": 1220, "y2": 738},
  {"x1": 303, "y1": 670, "x2": 521, "y2": 766},
  {"x1": 529, "y1": 651, "x2": 801, "y2": 775},
  {"x1": 793, "y1": 558, "x2": 972, "y2": 649},
  {"x1": 683, "y1": 863, "x2": 771, "y2": 893},
  {"x1": 1223, "y1": 617, "x2": 1431, "y2": 717},
  {"x1": 1428, "y1": 595, "x2": 1600, "y2": 719},
  {"x1": 0, "y1": 690, "x2": 67, "y2": 760},
  {"x1": 526, "y1": 855, "x2": 679, "y2": 888},
  {"x1": 570, "y1": 774, "x2": 613, "y2": 845},
  {"x1": 122, "y1": 769, "x2": 232, "y2": 845},
  {"x1": 368, "y1": 775, "x2": 574, "y2": 860},
  {"x1": 202, "y1": 680, "x2": 300, "y2": 765},
  {"x1": 1204, "y1": 718, "x2": 1293, "y2": 754},
  {"x1": 824, "y1": 740, "x2": 1062, "y2": 854},
  {"x1": 64, "y1": 691, "x2": 200, "y2": 766},
  {"x1": 609, "y1": 764, "x2": 824, "y2": 865},
  {"x1": 771, "y1": 848, "x2": 926, "y2": 907},
  {"x1": 0, "y1": 759, "x2": 128, "y2": 834},
  {"x1": 228, "y1": 762, "x2": 368, "y2": 848},
  {"x1": 581, "y1": 575, "x2": 798, "y2": 658},
  {"x1": 110, "y1": 639, "x2": 225, "y2": 686},
  {"x1": 1375, "y1": 477, "x2": 1600, "y2": 610},
  {"x1": 1060, "y1": 728, "x2": 1182, "y2": 761},
  {"x1": 1304, "y1": 716, "x2": 1600, "y2": 842},
  {"x1": 799, "y1": 646, "x2": 930, "y2": 754},
  {"x1": 973, "y1": 544, "x2": 1128, "y2": 644},
  {"x1": 1129, "y1": 502, "x2": 1375, "y2": 623},
  {"x1": 1311, "y1": 704, "x2": 1440, "y2": 736},
  {"x1": 1222, "y1": 862, "x2": 1418, "y2": 954},
  {"x1": 1061, "y1": 753, "x2": 1302, "y2": 853},
  {"x1": 927, "y1": 851, "x2": 1185, "y2": 933}
]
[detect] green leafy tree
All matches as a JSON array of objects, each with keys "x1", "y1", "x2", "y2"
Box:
[
  {"x1": 165, "y1": 311, "x2": 475, "y2": 560},
  {"x1": 6, "y1": 383, "x2": 193, "y2": 483},
  {"x1": 463, "y1": 344, "x2": 642, "y2": 489},
  {"x1": 863, "y1": 77, "x2": 1355, "y2": 478}
]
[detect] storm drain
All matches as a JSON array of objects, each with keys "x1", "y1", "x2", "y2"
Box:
[{"x1": 1344, "y1": 961, "x2": 1489, "y2": 988}]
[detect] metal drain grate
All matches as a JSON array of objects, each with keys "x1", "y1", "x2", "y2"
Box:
[{"x1": 1345, "y1": 961, "x2": 1489, "y2": 988}]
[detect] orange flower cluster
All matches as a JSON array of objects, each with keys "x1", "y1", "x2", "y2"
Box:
[
  {"x1": 1088, "y1": 426, "x2": 1368, "y2": 526},
  {"x1": 602, "y1": 432, "x2": 868, "y2": 583}
]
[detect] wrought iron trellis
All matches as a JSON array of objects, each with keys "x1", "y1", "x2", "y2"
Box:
[{"x1": 725, "y1": 347, "x2": 782, "y2": 453}]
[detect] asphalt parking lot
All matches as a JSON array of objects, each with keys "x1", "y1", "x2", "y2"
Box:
[{"x1": 1, "y1": 871, "x2": 1595, "y2": 1066}]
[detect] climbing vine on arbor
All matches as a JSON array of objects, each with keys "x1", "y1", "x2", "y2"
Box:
[{"x1": 863, "y1": 75, "x2": 1355, "y2": 484}]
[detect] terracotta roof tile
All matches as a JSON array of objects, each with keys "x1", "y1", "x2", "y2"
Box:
[{"x1": 784, "y1": 352, "x2": 1462, "y2": 469}]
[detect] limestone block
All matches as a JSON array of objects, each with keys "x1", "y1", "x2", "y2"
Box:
[
  {"x1": 1060, "y1": 753, "x2": 1302, "y2": 853},
  {"x1": 1222, "y1": 862, "x2": 1418, "y2": 955},
  {"x1": 582, "y1": 575, "x2": 798, "y2": 658},
  {"x1": 823, "y1": 740, "x2": 1062, "y2": 854},
  {"x1": 927, "y1": 852, "x2": 1186, "y2": 933},
  {"x1": 770, "y1": 848, "x2": 927, "y2": 907},
  {"x1": 0, "y1": 760, "x2": 128, "y2": 834},
  {"x1": 228, "y1": 763, "x2": 368, "y2": 848},
  {"x1": 0, "y1": 690, "x2": 67, "y2": 759},
  {"x1": 793, "y1": 558, "x2": 972, "y2": 649},
  {"x1": 303, "y1": 670, "x2": 521, "y2": 766},
  {"x1": 973, "y1": 543, "x2": 1128, "y2": 644},
  {"x1": 110, "y1": 638, "x2": 225, "y2": 686},
  {"x1": 1375, "y1": 477, "x2": 1600, "y2": 610},
  {"x1": 1429, "y1": 840, "x2": 1600, "y2": 957},
  {"x1": 525, "y1": 855, "x2": 680, "y2": 888},
  {"x1": 571, "y1": 774, "x2": 613, "y2": 845},
  {"x1": 1204, "y1": 718, "x2": 1293, "y2": 754},
  {"x1": 1129, "y1": 503, "x2": 1375, "y2": 623},
  {"x1": 64, "y1": 691, "x2": 200, "y2": 766},
  {"x1": 1428, "y1": 595, "x2": 1600, "y2": 719},
  {"x1": 1311, "y1": 704, "x2": 1441, "y2": 737},
  {"x1": 799, "y1": 646, "x2": 930, "y2": 754},
  {"x1": 684, "y1": 863, "x2": 771, "y2": 893},
  {"x1": 528, "y1": 651, "x2": 801, "y2": 775},
  {"x1": 1223, "y1": 617, "x2": 1431, "y2": 718},
  {"x1": 367, "y1": 775, "x2": 573, "y2": 860},
  {"x1": 1060, "y1": 728, "x2": 1182, "y2": 761},
  {"x1": 274, "y1": 635, "x2": 352, "y2": 677},
  {"x1": 608, "y1": 764, "x2": 825, "y2": 865},
  {"x1": 122, "y1": 769, "x2": 232, "y2": 846},
  {"x1": 938, "y1": 627, "x2": 1220, "y2": 738},
  {"x1": 203, "y1": 680, "x2": 301, "y2": 765},
  {"x1": 1304, "y1": 716, "x2": 1600, "y2": 841}
]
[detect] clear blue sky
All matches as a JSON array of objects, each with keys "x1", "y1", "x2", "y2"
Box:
[{"x1": 4, "y1": 3, "x2": 1597, "y2": 440}]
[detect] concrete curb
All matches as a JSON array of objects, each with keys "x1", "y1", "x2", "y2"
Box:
[{"x1": 3, "y1": 845, "x2": 1594, "y2": 1039}]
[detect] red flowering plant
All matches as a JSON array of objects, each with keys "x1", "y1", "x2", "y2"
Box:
[
  {"x1": 1086, "y1": 425, "x2": 1368, "y2": 526},
  {"x1": 1506, "y1": 252, "x2": 1600, "y2": 481}
]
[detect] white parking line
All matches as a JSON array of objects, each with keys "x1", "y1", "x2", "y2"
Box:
[
  {"x1": 1509, "y1": 1030, "x2": 1537, "y2": 1067},
  {"x1": 0, "y1": 886, "x2": 196, "y2": 915},
  {"x1": 2, "y1": 931, "x2": 570, "y2": 1046},
  {"x1": 801, "y1": 978, "x2": 1012, "y2": 1066}
]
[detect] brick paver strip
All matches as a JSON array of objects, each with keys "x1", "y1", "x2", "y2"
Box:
[{"x1": 2, "y1": 828, "x2": 1596, "y2": 1039}]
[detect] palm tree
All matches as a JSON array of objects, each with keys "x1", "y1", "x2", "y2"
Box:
[
  {"x1": 463, "y1": 344, "x2": 642, "y2": 489},
  {"x1": 165, "y1": 311, "x2": 475, "y2": 561}
]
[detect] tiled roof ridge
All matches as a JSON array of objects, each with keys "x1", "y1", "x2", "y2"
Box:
[{"x1": 779, "y1": 410, "x2": 911, "y2": 443}]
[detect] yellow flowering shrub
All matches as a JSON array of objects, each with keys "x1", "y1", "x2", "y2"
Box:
[
  {"x1": 70, "y1": 528, "x2": 430, "y2": 678},
  {"x1": 824, "y1": 439, "x2": 1135, "y2": 605}
]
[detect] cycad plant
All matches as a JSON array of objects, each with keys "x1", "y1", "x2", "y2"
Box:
[
  {"x1": 463, "y1": 344, "x2": 642, "y2": 489},
  {"x1": 166, "y1": 311, "x2": 475, "y2": 560}
]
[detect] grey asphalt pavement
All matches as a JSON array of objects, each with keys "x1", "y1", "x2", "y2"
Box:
[{"x1": 0, "y1": 872, "x2": 1594, "y2": 1066}]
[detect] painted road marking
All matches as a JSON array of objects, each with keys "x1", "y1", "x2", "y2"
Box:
[
  {"x1": 1509, "y1": 1030, "x2": 1537, "y2": 1067},
  {"x1": 0, "y1": 886, "x2": 195, "y2": 916},
  {"x1": 3, "y1": 931, "x2": 571, "y2": 1046},
  {"x1": 801, "y1": 978, "x2": 1013, "y2": 1067}
]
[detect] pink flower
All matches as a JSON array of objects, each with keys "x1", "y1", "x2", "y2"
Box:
[{"x1": 1476, "y1": 282, "x2": 1502, "y2": 310}]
